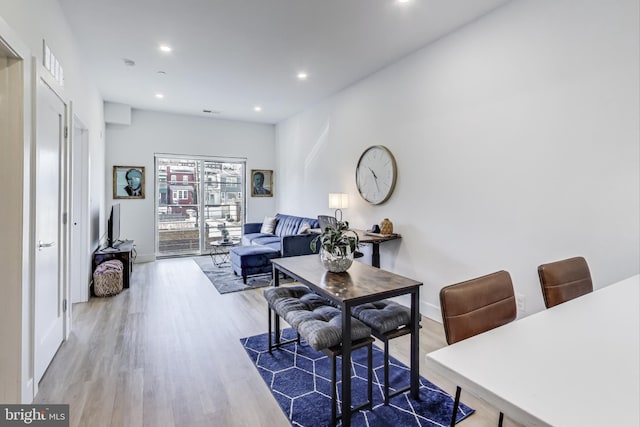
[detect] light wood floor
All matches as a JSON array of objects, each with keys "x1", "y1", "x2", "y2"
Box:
[{"x1": 35, "y1": 257, "x2": 522, "y2": 427}]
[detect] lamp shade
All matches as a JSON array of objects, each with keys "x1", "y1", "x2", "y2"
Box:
[{"x1": 328, "y1": 193, "x2": 349, "y2": 209}]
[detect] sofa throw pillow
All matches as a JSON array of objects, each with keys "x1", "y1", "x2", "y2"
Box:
[
  {"x1": 260, "y1": 216, "x2": 278, "y2": 234},
  {"x1": 299, "y1": 222, "x2": 311, "y2": 234}
]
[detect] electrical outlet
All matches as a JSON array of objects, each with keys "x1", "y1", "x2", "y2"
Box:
[{"x1": 516, "y1": 293, "x2": 526, "y2": 314}]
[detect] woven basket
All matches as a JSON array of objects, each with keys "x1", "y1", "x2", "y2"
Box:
[{"x1": 94, "y1": 259, "x2": 124, "y2": 297}]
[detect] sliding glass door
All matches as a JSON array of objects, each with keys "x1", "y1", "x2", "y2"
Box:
[{"x1": 156, "y1": 155, "x2": 245, "y2": 257}]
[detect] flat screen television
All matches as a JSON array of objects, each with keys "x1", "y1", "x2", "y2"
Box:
[{"x1": 108, "y1": 203, "x2": 121, "y2": 248}]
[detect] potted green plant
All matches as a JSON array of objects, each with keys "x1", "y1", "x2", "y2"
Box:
[
  {"x1": 310, "y1": 221, "x2": 359, "y2": 272},
  {"x1": 218, "y1": 222, "x2": 230, "y2": 242}
]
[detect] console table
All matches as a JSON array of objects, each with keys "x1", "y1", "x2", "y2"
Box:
[
  {"x1": 309, "y1": 229, "x2": 401, "y2": 268},
  {"x1": 352, "y1": 230, "x2": 401, "y2": 268},
  {"x1": 93, "y1": 240, "x2": 135, "y2": 289}
]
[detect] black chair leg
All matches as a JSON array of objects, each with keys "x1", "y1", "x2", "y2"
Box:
[
  {"x1": 498, "y1": 412, "x2": 504, "y2": 427},
  {"x1": 268, "y1": 307, "x2": 301, "y2": 352},
  {"x1": 367, "y1": 342, "x2": 373, "y2": 408},
  {"x1": 274, "y1": 309, "x2": 281, "y2": 347},
  {"x1": 267, "y1": 306, "x2": 273, "y2": 352},
  {"x1": 328, "y1": 339, "x2": 374, "y2": 425},
  {"x1": 331, "y1": 354, "x2": 337, "y2": 427},
  {"x1": 383, "y1": 338, "x2": 390, "y2": 404},
  {"x1": 450, "y1": 386, "x2": 461, "y2": 427}
]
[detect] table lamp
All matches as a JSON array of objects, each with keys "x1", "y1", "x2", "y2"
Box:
[{"x1": 328, "y1": 193, "x2": 349, "y2": 222}]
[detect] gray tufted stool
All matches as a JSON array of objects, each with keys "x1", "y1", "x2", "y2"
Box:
[
  {"x1": 263, "y1": 285, "x2": 312, "y2": 350},
  {"x1": 263, "y1": 285, "x2": 374, "y2": 425},
  {"x1": 352, "y1": 299, "x2": 416, "y2": 404}
]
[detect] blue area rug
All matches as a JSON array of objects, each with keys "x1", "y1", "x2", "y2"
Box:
[{"x1": 241, "y1": 329, "x2": 474, "y2": 426}]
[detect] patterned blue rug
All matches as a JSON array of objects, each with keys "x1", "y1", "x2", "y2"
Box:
[{"x1": 241, "y1": 329, "x2": 474, "y2": 426}]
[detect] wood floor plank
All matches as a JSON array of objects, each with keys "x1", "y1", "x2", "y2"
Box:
[{"x1": 34, "y1": 257, "x2": 521, "y2": 426}]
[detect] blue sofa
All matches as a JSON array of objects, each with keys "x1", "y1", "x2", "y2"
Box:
[{"x1": 230, "y1": 213, "x2": 320, "y2": 282}]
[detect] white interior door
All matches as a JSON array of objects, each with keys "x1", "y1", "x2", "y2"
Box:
[
  {"x1": 34, "y1": 76, "x2": 65, "y2": 383},
  {"x1": 70, "y1": 115, "x2": 90, "y2": 303}
]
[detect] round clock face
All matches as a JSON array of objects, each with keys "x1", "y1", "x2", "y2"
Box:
[{"x1": 355, "y1": 145, "x2": 397, "y2": 205}]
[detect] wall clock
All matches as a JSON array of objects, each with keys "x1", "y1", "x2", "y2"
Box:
[{"x1": 355, "y1": 145, "x2": 397, "y2": 205}]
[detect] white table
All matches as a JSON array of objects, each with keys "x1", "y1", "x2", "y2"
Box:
[{"x1": 425, "y1": 274, "x2": 640, "y2": 427}]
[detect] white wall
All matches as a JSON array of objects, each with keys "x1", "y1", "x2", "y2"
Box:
[
  {"x1": 276, "y1": 0, "x2": 640, "y2": 320},
  {"x1": 105, "y1": 109, "x2": 276, "y2": 261},
  {"x1": 0, "y1": 1, "x2": 106, "y2": 249},
  {"x1": 0, "y1": 17, "x2": 31, "y2": 405},
  {"x1": 0, "y1": 0, "x2": 105, "y2": 403}
]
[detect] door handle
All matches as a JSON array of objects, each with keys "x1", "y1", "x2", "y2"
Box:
[{"x1": 38, "y1": 240, "x2": 56, "y2": 250}]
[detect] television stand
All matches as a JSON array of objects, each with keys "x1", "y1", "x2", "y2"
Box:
[{"x1": 93, "y1": 240, "x2": 135, "y2": 289}]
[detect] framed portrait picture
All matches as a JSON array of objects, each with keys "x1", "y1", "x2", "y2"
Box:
[
  {"x1": 113, "y1": 166, "x2": 145, "y2": 199},
  {"x1": 251, "y1": 169, "x2": 273, "y2": 197}
]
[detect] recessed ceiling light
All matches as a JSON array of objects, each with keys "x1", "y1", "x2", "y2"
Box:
[
  {"x1": 254, "y1": 106, "x2": 262, "y2": 112},
  {"x1": 159, "y1": 44, "x2": 172, "y2": 53},
  {"x1": 157, "y1": 70, "x2": 167, "y2": 75},
  {"x1": 155, "y1": 93, "x2": 164, "y2": 99},
  {"x1": 297, "y1": 72, "x2": 308, "y2": 80},
  {"x1": 397, "y1": 0, "x2": 411, "y2": 3}
]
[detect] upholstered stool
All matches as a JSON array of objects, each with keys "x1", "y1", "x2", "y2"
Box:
[
  {"x1": 263, "y1": 285, "x2": 315, "y2": 350},
  {"x1": 352, "y1": 299, "x2": 414, "y2": 404},
  {"x1": 321, "y1": 336, "x2": 373, "y2": 426},
  {"x1": 93, "y1": 259, "x2": 124, "y2": 297},
  {"x1": 264, "y1": 286, "x2": 374, "y2": 425},
  {"x1": 230, "y1": 245, "x2": 280, "y2": 283},
  {"x1": 286, "y1": 304, "x2": 372, "y2": 351}
]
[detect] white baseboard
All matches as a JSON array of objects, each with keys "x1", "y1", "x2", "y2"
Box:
[
  {"x1": 134, "y1": 254, "x2": 155, "y2": 264},
  {"x1": 374, "y1": 295, "x2": 443, "y2": 324},
  {"x1": 22, "y1": 378, "x2": 33, "y2": 403},
  {"x1": 421, "y1": 300, "x2": 443, "y2": 324}
]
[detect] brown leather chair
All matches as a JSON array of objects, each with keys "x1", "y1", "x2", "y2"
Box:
[
  {"x1": 439, "y1": 270, "x2": 517, "y2": 427},
  {"x1": 537, "y1": 256, "x2": 593, "y2": 308}
]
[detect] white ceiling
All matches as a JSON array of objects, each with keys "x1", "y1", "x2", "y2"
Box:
[{"x1": 58, "y1": 0, "x2": 511, "y2": 124}]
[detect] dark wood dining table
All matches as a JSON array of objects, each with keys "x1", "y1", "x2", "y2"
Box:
[{"x1": 271, "y1": 254, "x2": 422, "y2": 427}]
